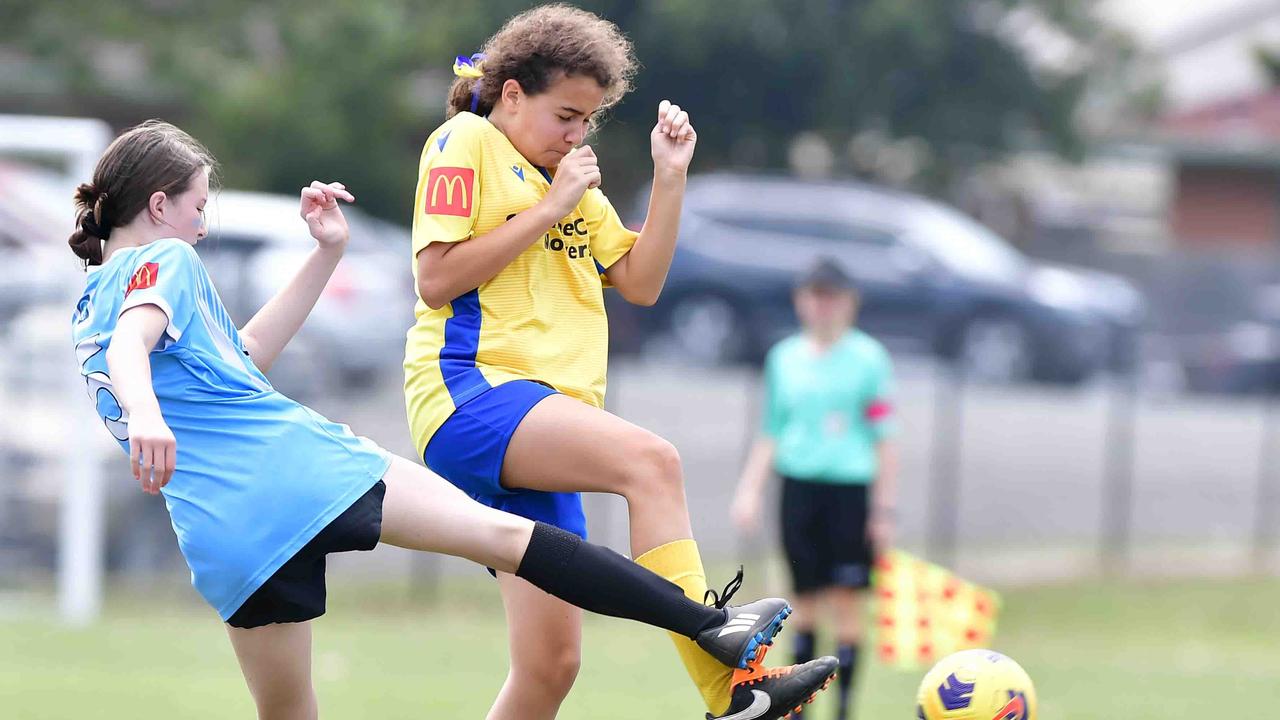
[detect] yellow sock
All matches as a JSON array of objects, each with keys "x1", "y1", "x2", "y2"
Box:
[{"x1": 635, "y1": 539, "x2": 733, "y2": 716}]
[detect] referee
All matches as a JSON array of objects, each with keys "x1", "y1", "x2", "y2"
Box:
[{"x1": 732, "y1": 257, "x2": 898, "y2": 720}]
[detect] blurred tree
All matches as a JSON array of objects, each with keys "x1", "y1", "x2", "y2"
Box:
[
  {"x1": 619, "y1": 0, "x2": 1136, "y2": 192},
  {"x1": 0, "y1": 0, "x2": 1137, "y2": 220},
  {"x1": 1, "y1": 0, "x2": 481, "y2": 220},
  {"x1": 1255, "y1": 44, "x2": 1280, "y2": 87}
]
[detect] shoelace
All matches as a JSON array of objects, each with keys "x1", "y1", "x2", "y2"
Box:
[{"x1": 704, "y1": 565, "x2": 745, "y2": 609}]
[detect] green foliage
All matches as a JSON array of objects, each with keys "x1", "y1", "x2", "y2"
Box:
[
  {"x1": 1255, "y1": 44, "x2": 1280, "y2": 87},
  {"x1": 0, "y1": 0, "x2": 1133, "y2": 219}
]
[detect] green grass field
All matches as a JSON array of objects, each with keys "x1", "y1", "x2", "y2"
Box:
[{"x1": 3, "y1": 573, "x2": 1279, "y2": 719}]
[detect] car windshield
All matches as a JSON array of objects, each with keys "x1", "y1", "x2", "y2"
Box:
[
  {"x1": 696, "y1": 211, "x2": 884, "y2": 243},
  {"x1": 902, "y1": 205, "x2": 1027, "y2": 281},
  {"x1": 203, "y1": 196, "x2": 396, "y2": 254}
]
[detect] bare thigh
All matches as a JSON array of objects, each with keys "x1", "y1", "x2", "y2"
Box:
[
  {"x1": 225, "y1": 621, "x2": 316, "y2": 720},
  {"x1": 377, "y1": 455, "x2": 533, "y2": 574},
  {"x1": 501, "y1": 394, "x2": 675, "y2": 495},
  {"x1": 500, "y1": 394, "x2": 692, "y2": 554}
]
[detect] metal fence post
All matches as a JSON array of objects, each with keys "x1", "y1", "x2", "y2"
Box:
[
  {"x1": 735, "y1": 367, "x2": 766, "y2": 582},
  {"x1": 1255, "y1": 394, "x2": 1278, "y2": 572},
  {"x1": 1101, "y1": 365, "x2": 1139, "y2": 576},
  {"x1": 927, "y1": 361, "x2": 965, "y2": 568}
]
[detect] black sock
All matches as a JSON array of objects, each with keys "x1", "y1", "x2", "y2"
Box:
[
  {"x1": 515, "y1": 522, "x2": 724, "y2": 638},
  {"x1": 836, "y1": 643, "x2": 859, "y2": 720},
  {"x1": 793, "y1": 629, "x2": 816, "y2": 665}
]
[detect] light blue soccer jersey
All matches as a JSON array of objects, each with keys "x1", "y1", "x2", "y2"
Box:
[{"x1": 71, "y1": 238, "x2": 390, "y2": 620}]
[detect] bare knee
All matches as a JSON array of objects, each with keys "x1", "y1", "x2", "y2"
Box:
[
  {"x1": 783, "y1": 592, "x2": 818, "y2": 632},
  {"x1": 829, "y1": 588, "x2": 867, "y2": 643},
  {"x1": 542, "y1": 648, "x2": 582, "y2": 695},
  {"x1": 251, "y1": 686, "x2": 317, "y2": 720},
  {"x1": 513, "y1": 645, "x2": 581, "y2": 699},
  {"x1": 620, "y1": 433, "x2": 684, "y2": 501}
]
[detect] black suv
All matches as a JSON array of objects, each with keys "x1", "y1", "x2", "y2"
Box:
[{"x1": 609, "y1": 173, "x2": 1144, "y2": 384}]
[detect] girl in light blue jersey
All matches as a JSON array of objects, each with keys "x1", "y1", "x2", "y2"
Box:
[{"x1": 66, "y1": 120, "x2": 803, "y2": 720}]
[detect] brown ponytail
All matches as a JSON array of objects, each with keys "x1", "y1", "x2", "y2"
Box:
[
  {"x1": 67, "y1": 120, "x2": 217, "y2": 268},
  {"x1": 69, "y1": 182, "x2": 107, "y2": 266}
]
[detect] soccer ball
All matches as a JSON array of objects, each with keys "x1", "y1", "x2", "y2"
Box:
[{"x1": 915, "y1": 649, "x2": 1036, "y2": 720}]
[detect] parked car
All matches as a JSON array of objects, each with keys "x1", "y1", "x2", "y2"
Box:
[
  {"x1": 199, "y1": 190, "x2": 415, "y2": 399},
  {"x1": 610, "y1": 173, "x2": 1145, "y2": 384},
  {"x1": 0, "y1": 172, "x2": 416, "y2": 398}
]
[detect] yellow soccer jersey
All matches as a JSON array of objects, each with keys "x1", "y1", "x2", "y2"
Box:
[{"x1": 404, "y1": 112, "x2": 639, "y2": 454}]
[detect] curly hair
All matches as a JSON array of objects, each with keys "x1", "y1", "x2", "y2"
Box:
[{"x1": 446, "y1": 4, "x2": 637, "y2": 123}]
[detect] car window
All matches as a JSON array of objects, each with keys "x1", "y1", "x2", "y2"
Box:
[
  {"x1": 195, "y1": 233, "x2": 269, "y2": 322},
  {"x1": 902, "y1": 205, "x2": 1026, "y2": 281},
  {"x1": 203, "y1": 197, "x2": 388, "y2": 254},
  {"x1": 697, "y1": 211, "x2": 895, "y2": 247}
]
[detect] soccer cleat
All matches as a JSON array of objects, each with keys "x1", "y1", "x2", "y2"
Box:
[
  {"x1": 695, "y1": 568, "x2": 793, "y2": 669},
  {"x1": 706, "y1": 649, "x2": 840, "y2": 720}
]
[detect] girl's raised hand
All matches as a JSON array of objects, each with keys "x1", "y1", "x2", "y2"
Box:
[
  {"x1": 299, "y1": 181, "x2": 356, "y2": 250},
  {"x1": 651, "y1": 100, "x2": 697, "y2": 174},
  {"x1": 543, "y1": 146, "x2": 601, "y2": 218}
]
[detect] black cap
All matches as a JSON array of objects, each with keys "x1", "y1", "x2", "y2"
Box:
[{"x1": 796, "y1": 257, "x2": 855, "y2": 292}]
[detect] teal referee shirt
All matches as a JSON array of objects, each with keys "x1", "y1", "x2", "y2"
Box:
[{"x1": 762, "y1": 330, "x2": 895, "y2": 484}]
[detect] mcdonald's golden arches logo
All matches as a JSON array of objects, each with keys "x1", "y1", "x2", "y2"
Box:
[
  {"x1": 425, "y1": 166, "x2": 475, "y2": 217},
  {"x1": 125, "y1": 262, "x2": 160, "y2": 298}
]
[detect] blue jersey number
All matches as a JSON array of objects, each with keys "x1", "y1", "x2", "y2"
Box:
[{"x1": 74, "y1": 300, "x2": 129, "y2": 442}]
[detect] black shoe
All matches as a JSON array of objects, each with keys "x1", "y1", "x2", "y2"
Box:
[
  {"x1": 707, "y1": 653, "x2": 840, "y2": 720},
  {"x1": 694, "y1": 568, "x2": 792, "y2": 669}
]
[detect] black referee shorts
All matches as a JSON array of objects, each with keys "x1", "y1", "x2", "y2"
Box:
[{"x1": 780, "y1": 476, "x2": 875, "y2": 594}]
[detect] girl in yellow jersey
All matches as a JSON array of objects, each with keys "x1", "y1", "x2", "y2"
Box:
[{"x1": 404, "y1": 6, "x2": 837, "y2": 720}]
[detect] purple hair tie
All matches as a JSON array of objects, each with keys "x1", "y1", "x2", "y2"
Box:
[{"x1": 453, "y1": 53, "x2": 487, "y2": 114}]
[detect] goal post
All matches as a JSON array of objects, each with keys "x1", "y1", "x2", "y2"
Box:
[{"x1": 0, "y1": 115, "x2": 113, "y2": 626}]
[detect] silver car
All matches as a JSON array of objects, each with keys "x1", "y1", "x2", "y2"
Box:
[{"x1": 199, "y1": 190, "x2": 415, "y2": 399}]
